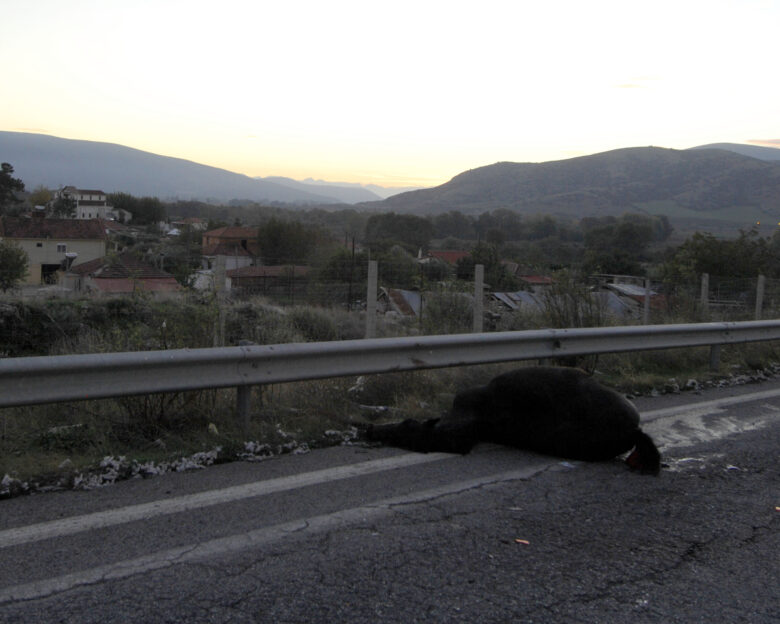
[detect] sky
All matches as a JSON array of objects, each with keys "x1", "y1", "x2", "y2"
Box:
[{"x1": 2, "y1": 0, "x2": 779, "y2": 188}]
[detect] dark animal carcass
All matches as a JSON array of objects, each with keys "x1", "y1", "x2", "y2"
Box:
[{"x1": 366, "y1": 367, "x2": 661, "y2": 475}]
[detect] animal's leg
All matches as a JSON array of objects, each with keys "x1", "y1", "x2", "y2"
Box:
[{"x1": 367, "y1": 417, "x2": 478, "y2": 454}]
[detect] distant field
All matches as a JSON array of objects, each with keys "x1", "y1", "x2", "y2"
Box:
[
  {"x1": 636, "y1": 201, "x2": 780, "y2": 238},
  {"x1": 637, "y1": 200, "x2": 772, "y2": 224}
]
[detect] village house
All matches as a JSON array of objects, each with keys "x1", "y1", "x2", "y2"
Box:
[
  {"x1": 0, "y1": 212, "x2": 107, "y2": 284},
  {"x1": 201, "y1": 225, "x2": 260, "y2": 270},
  {"x1": 171, "y1": 217, "x2": 207, "y2": 231},
  {"x1": 56, "y1": 186, "x2": 132, "y2": 222},
  {"x1": 62, "y1": 252, "x2": 181, "y2": 297},
  {"x1": 422, "y1": 250, "x2": 470, "y2": 265}
]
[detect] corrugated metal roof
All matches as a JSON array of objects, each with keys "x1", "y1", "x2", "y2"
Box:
[
  {"x1": 383, "y1": 288, "x2": 421, "y2": 316},
  {"x1": 492, "y1": 291, "x2": 544, "y2": 311},
  {"x1": 605, "y1": 283, "x2": 656, "y2": 297}
]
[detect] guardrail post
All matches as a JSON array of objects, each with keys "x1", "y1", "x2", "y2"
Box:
[
  {"x1": 236, "y1": 385, "x2": 251, "y2": 434},
  {"x1": 755, "y1": 274, "x2": 765, "y2": 320},
  {"x1": 473, "y1": 264, "x2": 484, "y2": 333},
  {"x1": 365, "y1": 260, "x2": 378, "y2": 338},
  {"x1": 700, "y1": 273, "x2": 709, "y2": 316},
  {"x1": 213, "y1": 255, "x2": 227, "y2": 347},
  {"x1": 709, "y1": 344, "x2": 721, "y2": 371}
]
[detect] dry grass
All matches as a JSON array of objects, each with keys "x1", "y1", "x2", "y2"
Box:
[{"x1": 3, "y1": 292, "x2": 780, "y2": 492}]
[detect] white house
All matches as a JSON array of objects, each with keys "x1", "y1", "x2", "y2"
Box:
[{"x1": 57, "y1": 186, "x2": 132, "y2": 222}]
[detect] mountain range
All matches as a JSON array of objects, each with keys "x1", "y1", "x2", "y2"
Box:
[
  {"x1": 0, "y1": 132, "x2": 412, "y2": 205},
  {"x1": 377, "y1": 144, "x2": 780, "y2": 230},
  {"x1": 2, "y1": 131, "x2": 780, "y2": 231}
]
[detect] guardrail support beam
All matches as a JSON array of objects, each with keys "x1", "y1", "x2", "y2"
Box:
[
  {"x1": 236, "y1": 385, "x2": 252, "y2": 434},
  {"x1": 709, "y1": 344, "x2": 721, "y2": 371},
  {"x1": 3, "y1": 320, "x2": 780, "y2": 409}
]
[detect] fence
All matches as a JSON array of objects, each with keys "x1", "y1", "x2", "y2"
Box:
[{"x1": 3, "y1": 319, "x2": 780, "y2": 431}]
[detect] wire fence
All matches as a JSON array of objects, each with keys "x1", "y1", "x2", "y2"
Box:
[{"x1": 1, "y1": 260, "x2": 779, "y2": 358}]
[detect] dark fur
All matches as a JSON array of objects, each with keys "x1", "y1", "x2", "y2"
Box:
[{"x1": 367, "y1": 367, "x2": 661, "y2": 474}]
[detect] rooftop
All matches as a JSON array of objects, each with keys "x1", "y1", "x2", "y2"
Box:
[{"x1": 0, "y1": 216, "x2": 106, "y2": 240}]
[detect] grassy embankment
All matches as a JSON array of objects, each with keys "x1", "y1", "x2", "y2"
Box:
[{"x1": 1, "y1": 292, "x2": 779, "y2": 491}]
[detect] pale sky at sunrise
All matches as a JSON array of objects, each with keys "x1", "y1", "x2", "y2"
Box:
[{"x1": 2, "y1": 0, "x2": 778, "y2": 187}]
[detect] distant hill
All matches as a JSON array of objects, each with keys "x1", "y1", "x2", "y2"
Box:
[
  {"x1": 0, "y1": 132, "x2": 373, "y2": 205},
  {"x1": 296, "y1": 178, "x2": 423, "y2": 199},
  {"x1": 376, "y1": 146, "x2": 780, "y2": 229},
  {"x1": 261, "y1": 176, "x2": 382, "y2": 203},
  {"x1": 690, "y1": 142, "x2": 780, "y2": 161}
]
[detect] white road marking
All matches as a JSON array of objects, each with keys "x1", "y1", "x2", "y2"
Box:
[
  {"x1": 0, "y1": 462, "x2": 553, "y2": 605},
  {"x1": 640, "y1": 390, "x2": 780, "y2": 451},
  {"x1": 639, "y1": 386, "x2": 780, "y2": 421},
  {"x1": 2, "y1": 384, "x2": 780, "y2": 602},
  {"x1": 0, "y1": 452, "x2": 453, "y2": 550}
]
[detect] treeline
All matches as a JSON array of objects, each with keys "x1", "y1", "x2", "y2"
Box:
[{"x1": 117, "y1": 190, "x2": 780, "y2": 284}]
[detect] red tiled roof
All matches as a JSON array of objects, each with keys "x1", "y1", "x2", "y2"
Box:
[
  {"x1": 428, "y1": 250, "x2": 470, "y2": 265},
  {"x1": 70, "y1": 253, "x2": 175, "y2": 279},
  {"x1": 203, "y1": 226, "x2": 258, "y2": 238},
  {"x1": 202, "y1": 241, "x2": 252, "y2": 258},
  {"x1": 99, "y1": 219, "x2": 130, "y2": 234},
  {"x1": 226, "y1": 265, "x2": 310, "y2": 278},
  {"x1": 202, "y1": 242, "x2": 254, "y2": 257},
  {"x1": 518, "y1": 275, "x2": 553, "y2": 285},
  {"x1": 0, "y1": 216, "x2": 106, "y2": 240},
  {"x1": 68, "y1": 257, "x2": 106, "y2": 276},
  {"x1": 90, "y1": 278, "x2": 181, "y2": 293}
]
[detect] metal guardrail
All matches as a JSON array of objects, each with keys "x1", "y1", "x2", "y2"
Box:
[{"x1": 2, "y1": 320, "x2": 780, "y2": 411}]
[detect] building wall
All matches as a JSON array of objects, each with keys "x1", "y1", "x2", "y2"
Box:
[
  {"x1": 13, "y1": 238, "x2": 106, "y2": 284},
  {"x1": 77, "y1": 205, "x2": 112, "y2": 220}
]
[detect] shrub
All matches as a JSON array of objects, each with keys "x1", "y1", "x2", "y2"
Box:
[{"x1": 289, "y1": 307, "x2": 338, "y2": 342}]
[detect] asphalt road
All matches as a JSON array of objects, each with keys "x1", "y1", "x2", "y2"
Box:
[{"x1": 0, "y1": 379, "x2": 778, "y2": 623}]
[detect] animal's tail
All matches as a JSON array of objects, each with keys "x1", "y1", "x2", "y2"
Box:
[
  {"x1": 365, "y1": 418, "x2": 476, "y2": 454},
  {"x1": 625, "y1": 429, "x2": 661, "y2": 475}
]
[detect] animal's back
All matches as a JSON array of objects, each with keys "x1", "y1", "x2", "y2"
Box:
[{"x1": 477, "y1": 367, "x2": 641, "y2": 461}]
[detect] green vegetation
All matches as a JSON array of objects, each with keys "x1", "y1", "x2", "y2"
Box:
[
  {"x1": 0, "y1": 239, "x2": 28, "y2": 292},
  {"x1": 7, "y1": 179, "x2": 780, "y2": 495},
  {"x1": 364, "y1": 212, "x2": 435, "y2": 254},
  {"x1": 109, "y1": 192, "x2": 166, "y2": 224},
  {"x1": 0, "y1": 162, "x2": 25, "y2": 216},
  {"x1": 661, "y1": 228, "x2": 780, "y2": 281},
  {"x1": 257, "y1": 217, "x2": 319, "y2": 264},
  {"x1": 49, "y1": 193, "x2": 76, "y2": 218}
]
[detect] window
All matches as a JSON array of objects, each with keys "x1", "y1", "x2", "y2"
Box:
[{"x1": 57, "y1": 243, "x2": 67, "y2": 253}]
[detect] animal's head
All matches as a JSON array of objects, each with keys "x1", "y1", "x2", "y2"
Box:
[{"x1": 625, "y1": 431, "x2": 661, "y2": 475}]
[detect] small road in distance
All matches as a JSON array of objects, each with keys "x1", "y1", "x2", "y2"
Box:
[{"x1": 0, "y1": 379, "x2": 778, "y2": 623}]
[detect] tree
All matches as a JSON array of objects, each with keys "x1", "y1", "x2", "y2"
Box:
[
  {"x1": 258, "y1": 218, "x2": 318, "y2": 264},
  {"x1": 108, "y1": 193, "x2": 166, "y2": 224},
  {"x1": 662, "y1": 228, "x2": 775, "y2": 281},
  {"x1": 457, "y1": 242, "x2": 517, "y2": 289},
  {"x1": 364, "y1": 212, "x2": 434, "y2": 254},
  {"x1": 0, "y1": 240, "x2": 28, "y2": 291},
  {"x1": 50, "y1": 194, "x2": 76, "y2": 218},
  {"x1": 582, "y1": 216, "x2": 655, "y2": 275},
  {"x1": 433, "y1": 211, "x2": 475, "y2": 239},
  {"x1": 0, "y1": 163, "x2": 25, "y2": 215},
  {"x1": 27, "y1": 185, "x2": 52, "y2": 208}
]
